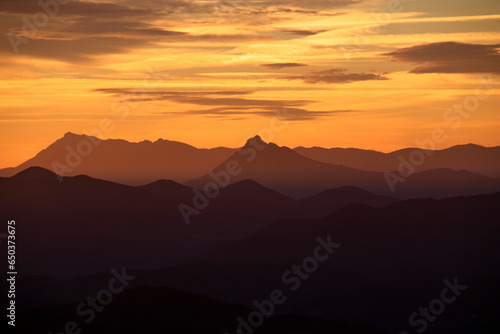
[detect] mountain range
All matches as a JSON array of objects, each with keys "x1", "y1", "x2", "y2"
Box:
[
  {"x1": 2, "y1": 133, "x2": 500, "y2": 333},
  {"x1": 188, "y1": 136, "x2": 500, "y2": 198},
  {"x1": 1, "y1": 133, "x2": 499, "y2": 199},
  {"x1": 0, "y1": 166, "x2": 396, "y2": 277},
  {"x1": 5, "y1": 169, "x2": 500, "y2": 332}
]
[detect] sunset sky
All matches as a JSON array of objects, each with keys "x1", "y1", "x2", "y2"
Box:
[{"x1": 1, "y1": 0, "x2": 499, "y2": 168}]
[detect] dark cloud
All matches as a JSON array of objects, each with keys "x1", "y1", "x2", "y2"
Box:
[
  {"x1": 95, "y1": 89, "x2": 254, "y2": 96},
  {"x1": 280, "y1": 29, "x2": 326, "y2": 36},
  {"x1": 94, "y1": 89, "x2": 312, "y2": 106},
  {"x1": 0, "y1": 0, "x2": 355, "y2": 61},
  {"x1": 286, "y1": 68, "x2": 389, "y2": 84},
  {"x1": 58, "y1": 18, "x2": 186, "y2": 37},
  {"x1": 0, "y1": 36, "x2": 153, "y2": 62},
  {"x1": 261, "y1": 62, "x2": 307, "y2": 70},
  {"x1": 1, "y1": 28, "x2": 270, "y2": 60},
  {"x1": 177, "y1": 33, "x2": 273, "y2": 42},
  {"x1": 384, "y1": 42, "x2": 500, "y2": 74},
  {"x1": 256, "y1": 0, "x2": 362, "y2": 10},
  {"x1": 94, "y1": 88, "x2": 350, "y2": 120},
  {"x1": 0, "y1": 0, "x2": 154, "y2": 16},
  {"x1": 167, "y1": 106, "x2": 357, "y2": 121}
]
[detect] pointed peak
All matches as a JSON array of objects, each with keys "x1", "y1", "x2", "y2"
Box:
[
  {"x1": 244, "y1": 135, "x2": 267, "y2": 148},
  {"x1": 64, "y1": 131, "x2": 78, "y2": 137}
]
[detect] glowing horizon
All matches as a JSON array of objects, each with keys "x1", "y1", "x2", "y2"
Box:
[{"x1": 1, "y1": 0, "x2": 499, "y2": 168}]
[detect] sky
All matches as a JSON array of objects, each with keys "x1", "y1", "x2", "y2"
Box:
[{"x1": 0, "y1": 0, "x2": 499, "y2": 168}]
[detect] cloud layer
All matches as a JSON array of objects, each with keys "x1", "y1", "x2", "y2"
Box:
[{"x1": 385, "y1": 42, "x2": 500, "y2": 74}]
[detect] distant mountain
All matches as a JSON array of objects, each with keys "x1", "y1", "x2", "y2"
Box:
[
  {"x1": 395, "y1": 168, "x2": 500, "y2": 199},
  {"x1": 187, "y1": 136, "x2": 500, "y2": 199},
  {"x1": 187, "y1": 136, "x2": 389, "y2": 198},
  {"x1": 0, "y1": 132, "x2": 235, "y2": 185},
  {"x1": 294, "y1": 143, "x2": 500, "y2": 178},
  {"x1": 2, "y1": 133, "x2": 499, "y2": 190}
]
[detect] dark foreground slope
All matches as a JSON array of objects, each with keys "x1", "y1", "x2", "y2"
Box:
[
  {"x1": 18, "y1": 286, "x2": 386, "y2": 334},
  {"x1": 8, "y1": 189, "x2": 500, "y2": 333}
]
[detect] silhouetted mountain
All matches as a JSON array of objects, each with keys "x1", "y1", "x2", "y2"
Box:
[
  {"x1": 2, "y1": 133, "x2": 499, "y2": 192},
  {"x1": 15, "y1": 257, "x2": 500, "y2": 333},
  {"x1": 18, "y1": 286, "x2": 386, "y2": 333},
  {"x1": 0, "y1": 167, "x2": 194, "y2": 277},
  {"x1": 0, "y1": 167, "x2": 401, "y2": 277},
  {"x1": 217, "y1": 179, "x2": 292, "y2": 204},
  {"x1": 6, "y1": 166, "x2": 500, "y2": 333},
  {"x1": 138, "y1": 179, "x2": 194, "y2": 199},
  {"x1": 187, "y1": 136, "x2": 500, "y2": 199},
  {"x1": 296, "y1": 186, "x2": 397, "y2": 217},
  {"x1": 295, "y1": 143, "x2": 500, "y2": 178},
  {"x1": 396, "y1": 168, "x2": 500, "y2": 199},
  {"x1": 0, "y1": 132, "x2": 234, "y2": 185},
  {"x1": 187, "y1": 136, "x2": 387, "y2": 198},
  {"x1": 188, "y1": 179, "x2": 296, "y2": 236},
  {"x1": 210, "y1": 192, "x2": 500, "y2": 280},
  {"x1": 11, "y1": 166, "x2": 61, "y2": 180}
]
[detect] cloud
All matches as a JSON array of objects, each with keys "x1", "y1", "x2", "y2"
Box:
[
  {"x1": 94, "y1": 89, "x2": 312, "y2": 106},
  {"x1": 56, "y1": 18, "x2": 186, "y2": 38},
  {"x1": 261, "y1": 62, "x2": 307, "y2": 70},
  {"x1": 0, "y1": 0, "x2": 355, "y2": 62},
  {"x1": 280, "y1": 29, "x2": 326, "y2": 36},
  {"x1": 286, "y1": 68, "x2": 389, "y2": 84},
  {"x1": 0, "y1": 0, "x2": 154, "y2": 16},
  {"x1": 256, "y1": 0, "x2": 362, "y2": 10},
  {"x1": 162, "y1": 106, "x2": 357, "y2": 121},
  {"x1": 384, "y1": 42, "x2": 500, "y2": 74},
  {"x1": 0, "y1": 36, "x2": 154, "y2": 62},
  {"x1": 95, "y1": 88, "x2": 350, "y2": 120},
  {"x1": 95, "y1": 89, "x2": 254, "y2": 96}
]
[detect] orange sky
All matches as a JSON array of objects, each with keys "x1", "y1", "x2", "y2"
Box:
[{"x1": 0, "y1": 0, "x2": 499, "y2": 168}]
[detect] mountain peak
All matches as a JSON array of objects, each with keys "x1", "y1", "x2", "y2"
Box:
[
  {"x1": 244, "y1": 135, "x2": 267, "y2": 148},
  {"x1": 12, "y1": 166, "x2": 60, "y2": 180},
  {"x1": 63, "y1": 131, "x2": 81, "y2": 138}
]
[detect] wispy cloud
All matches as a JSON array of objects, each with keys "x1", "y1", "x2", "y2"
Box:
[
  {"x1": 164, "y1": 106, "x2": 357, "y2": 121},
  {"x1": 261, "y1": 62, "x2": 307, "y2": 70},
  {"x1": 95, "y1": 89, "x2": 311, "y2": 106},
  {"x1": 286, "y1": 68, "x2": 390, "y2": 84},
  {"x1": 94, "y1": 88, "x2": 350, "y2": 120},
  {"x1": 280, "y1": 29, "x2": 327, "y2": 36}
]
